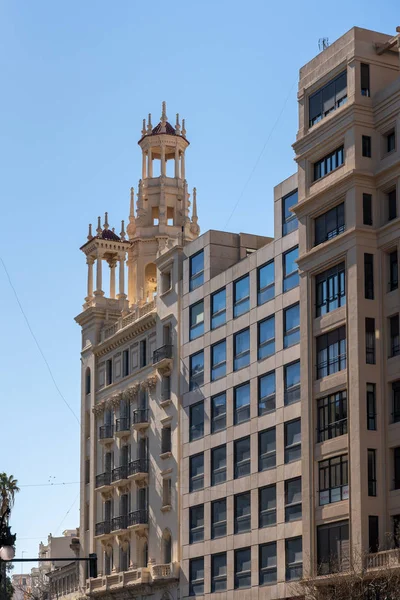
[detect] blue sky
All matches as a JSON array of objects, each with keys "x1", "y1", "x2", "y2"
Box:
[{"x1": 0, "y1": 0, "x2": 398, "y2": 567}]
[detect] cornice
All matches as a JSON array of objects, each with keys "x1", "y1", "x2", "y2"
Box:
[
  {"x1": 94, "y1": 312, "x2": 156, "y2": 357},
  {"x1": 75, "y1": 306, "x2": 122, "y2": 328}
]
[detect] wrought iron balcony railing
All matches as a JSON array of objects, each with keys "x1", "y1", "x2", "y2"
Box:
[
  {"x1": 99, "y1": 424, "x2": 114, "y2": 440},
  {"x1": 95, "y1": 472, "x2": 111, "y2": 488},
  {"x1": 129, "y1": 459, "x2": 149, "y2": 476},
  {"x1": 128, "y1": 509, "x2": 148, "y2": 527},
  {"x1": 153, "y1": 344, "x2": 173, "y2": 365}
]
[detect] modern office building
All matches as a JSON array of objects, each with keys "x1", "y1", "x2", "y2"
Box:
[{"x1": 77, "y1": 25, "x2": 400, "y2": 600}]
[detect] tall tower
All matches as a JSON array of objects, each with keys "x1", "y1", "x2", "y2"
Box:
[{"x1": 127, "y1": 101, "x2": 200, "y2": 306}]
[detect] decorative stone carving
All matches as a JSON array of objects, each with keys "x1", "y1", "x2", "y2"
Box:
[
  {"x1": 92, "y1": 402, "x2": 105, "y2": 415},
  {"x1": 143, "y1": 375, "x2": 157, "y2": 390},
  {"x1": 122, "y1": 383, "x2": 140, "y2": 402}
]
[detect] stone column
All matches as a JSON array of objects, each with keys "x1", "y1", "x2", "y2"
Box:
[
  {"x1": 181, "y1": 152, "x2": 185, "y2": 180},
  {"x1": 148, "y1": 147, "x2": 153, "y2": 178},
  {"x1": 94, "y1": 255, "x2": 104, "y2": 296},
  {"x1": 174, "y1": 146, "x2": 180, "y2": 178},
  {"x1": 109, "y1": 259, "x2": 116, "y2": 299},
  {"x1": 161, "y1": 143, "x2": 166, "y2": 176},
  {"x1": 118, "y1": 256, "x2": 126, "y2": 299},
  {"x1": 86, "y1": 256, "x2": 94, "y2": 299},
  {"x1": 142, "y1": 150, "x2": 147, "y2": 180}
]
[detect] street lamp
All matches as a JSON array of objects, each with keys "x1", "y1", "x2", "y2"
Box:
[{"x1": 0, "y1": 507, "x2": 16, "y2": 560}]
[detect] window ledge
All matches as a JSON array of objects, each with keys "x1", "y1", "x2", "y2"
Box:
[
  {"x1": 159, "y1": 288, "x2": 172, "y2": 298},
  {"x1": 160, "y1": 399, "x2": 172, "y2": 408},
  {"x1": 160, "y1": 451, "x2": 172, "y2": 460},
  {"x1": 310, "y1": 163, "x2": 345, "y2": 188},
  {"x1": 161, "y1": 504, "x2": 172, "y2": 513}
]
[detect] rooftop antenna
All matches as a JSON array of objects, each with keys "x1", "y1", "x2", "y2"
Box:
[{"x1": 318, "y1": 37, "x2": 330, "y2": 51}]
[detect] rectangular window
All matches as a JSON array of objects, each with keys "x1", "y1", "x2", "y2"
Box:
[
  {"x1": 189, "y1": 557, "x2": 204, "y2": 596},
  {"x1": 234, "y1": 382, "x2": 250, "y2": 425},
  {"x1": 363, "y1": 193, "x2": 373, "y2": 225},
  {"x1": 234, "y1": 492, "x2": 251, "y2": 534},
  {"x1": 316, "y1": 262, "x2": 346, "y2": 317},
  {"x1": 189, "y1": 351, "x2": 204, "y2": 391},
  {"x1": 258, "y1": 316, "x2": 275, "y2": 360},
  {"x1": 283, "y1": 246, "x2": 299, "y2": 292},
  {"x1": 316, "y1": 326, "x2": 347, "y2": 379},
  {"x1": 162, "y1": 478, "x2": 171, "y2": 506},
  {"x1": 309, "y1": 71, "x2": 347, "y2": 127},
  {"x1": 367, "y1": 384, "x2": 376, "y2": 431},
  {"x1": 259, "y1": 542, "x2": 277, "y2": 586},
  {"x1": 362, "y1": 135, "x2": 372, "y2": 157},
  {"x1": 123, "y1": 350, "x2": 129, "y2": 377},
  {"x1": 139, "y1": 339, "x2": 147, "y2": 368},
  {"x1": 388, "y1": 189, "x2": 397, "y2": 221},
  {"x1": 282, "y1": 189, "x2": 299, "y2": 236},
  {"x1": 211, "y1": 340, "x2": 226, "y2": 381},
  {"x1": 106, "y1": 359, "x2": 112, "y2": 385},
  {"x1": 285, "y1": 478, "x2": 302, "y2": 521},
  {"x1": 284, "y1": 360, "x2": 300, "y2": 405},
  {"x1": 390, "y1": 315, "x2": 400, "y2": 357},
  {"x1": 211, "y1": 393, "x2": 226, "y2": 433},
  {"x1": 392, "y1": 382, "x2": 400, "y2": 423},
  {"x1": 368, "y1": 449, "x2": 377, "y2": 497},
  {"x1": 211, "y1": 553, "x2": 227, "y2": 592},
  {"x1": 162, "y1": 375, "x2": 171, "y2": 401},
  {"x1": 285, "y1": 419, "x2": 301, "y2": 463},
  {"x1": 394, "y1": 447, "x2": 400, "y2": 490},
  {"x1": 234, "y1": 548, "x2": 251, "y2": 589},
  {"x1": 189, "y1": 251, "x2": 204, "y2": 292},
  {"x1": 389, "y1": 250, "x2": 398, "y2": 291},
  {"x1": 284, "y1": 303, "x2": 300, "y2": 348},
  {"x1": 189, "y1": 505, "x2": 204, "y2": 544},
  {"x1": 369, "y1": 516, "x2": 379, "y2": 553},
  {"x1": 365, "y1": 318, "x2": 376, "y2": 364},
  {"x1": 189, "y1": 401, "x2": 204, "y2": 442},
  {"x1": 286, "y1": 537, "x2": 303, "y2": 581},
  {"x1": 161, "y1": 426, "x2": 171, "y2": 454},
  {"x1": 258, "y1": 428, "x2": 276, "y2": 471},
  {"x1": 313, "y1": 146, "x2": 344, "y2": 182},
  {"x1": 189, "y1": 453, "x2": 204, "y2": 492},
  {"x1": 234, "y1": 436, "x2": 251, "y2": 479},
  {"x1": 317, "y1": 391, "x2": 347, "y2": 442},
  {"x1": 258, "y1": 371, "x2": 275, "y2": 415},
  {"x1": 361, "y1": 63, "x2": 370, "y2": 96},
  {"x1": 233, "y1": 328, "x2": 250, "y2": 371},
  {"x1": 317, "y1": 520, "x2": 349, "y2": 575},
  {"x1": 211, "y1": 288, "x2": 226, "y2": 329},
  {"x1": 314, "y1": 202, "x2": 345, "y2": 246},
  {"x1": 386, "y1": 130, "x2": 396, "y2": 153},
  {"x1": 211, "y1": 445, "x2": 227, "y2": 486},
  {"x1": 189, "y1": 301, "x2": 204, "y2": 341},
  {"x1": 364, "y1": 253, "x2": 374, "y2": 299},
  {"x1": 234, "y1": 275, "x2": 250, "y2": 318},
  {"x1": 211, "y1": 499, "x2": 227, "y2": 538},
  {"x1": 259, "y1": 485, "x2": 276, "y2": 528},
  {"x1": 319, "y1": 455, "x2": 349, "y2": 505},
  {"x1": 258, "y1": 260, "x2": 274, "y2": 305}
]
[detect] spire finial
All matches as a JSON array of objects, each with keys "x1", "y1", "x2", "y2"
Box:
[
  {"x1": 192, "y1": 187, "x2": 198, "y2": 219},
  {"x1": 130, "y1": 187, "x2": 135, "y2": 218},
  {"x1": 127, "y1": 187, "x2": 136, "y2": 240},
  {"x1": 87, "y1": 223, "x2": 93, "y2": 240},
  {"x1": 175, "y1": 113, "x2": 181, "y2": 134},
  {"x1": 141, "y1": 118, "x2": 146, "y2": 136},
  {"x1": 161, "y1": 101, "x2": 168, "y2": 124},
  {"x1": 104, "y1": 212, "x2": 109, "y2": 230},
  {"x1": 147, "y1": 113, "x2": 152, "y2": 134},
  {"x1": 182, "y1": 118, "x2": 186, "y2": 137},
  {"x1": 96, "y1": 216, "x2": 102, "y2": 235},
  {"x1": 120, "y1": 219, "x2": 126, "y2": 241}
]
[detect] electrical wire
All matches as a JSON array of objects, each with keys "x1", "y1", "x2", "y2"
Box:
[
  {"x1": 224, "y1": 78, "x2": 297, "y2": 229},
  {"x1": 19, "y1": 481, "x2": 80, "y2": 488},
  {"x1": 52, "y1": 492, "x2": 80, "y2": 536}
]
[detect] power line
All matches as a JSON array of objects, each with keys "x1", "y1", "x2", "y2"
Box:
[
  {"x1": 0, "y1": 257, "x2": 80, "y2": 424},
  {"x1": 19, "y1": 481, "x2": 80, "y2": 488},
  {"x1": 224, "y1": 78, "x2": 297, "y2": 229},
  {"x1": 53, "y1": 493, "x2": 80, "y2": 536}
]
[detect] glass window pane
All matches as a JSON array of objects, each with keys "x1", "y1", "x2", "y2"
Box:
[
  {"x1": 234, "y1": 276, "x2": 250, "y2": 317},
  {"x1": 189, "y1": 402, "x2": 204, "y2": 441},
  {"x1": 211, "y1": 393, "x2": 226, "y2": 433},
  {"x1": 258, "y1": 261, "x2": 275, "y2": 304},
  {"x1": 211, "y1": 289, "x2": 226, "y2": 329},
  {"x1": 190, "y1": 301, "x2": 204, "y2": 340},
  {"x1": 259, "y1": 371, "x2": 276, "y2": 415},
  {"x1": 211, "y1": 340, "x2": 226, "y2": 381},
  {"x1": 234, "y1": 383, "x2": 250, "y2": 424}
]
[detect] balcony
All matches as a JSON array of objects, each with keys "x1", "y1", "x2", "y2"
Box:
[
  {"x1": 111, "y1": 466, "x2": 129, "y2": 486},
  {"x1": 128, "y1": 509, "x2": 148, "y2": 533},
  {"x1": 128, "y1": 459, "x2": 149, "y2": 483},
  {"x1": 151, "y1": 563, "x2": 179, "y2": 581},
  {"x1": 95, "y1": 472, "x2": 112, "y2": 491},
  {"x1": 132, "y1": 409, "x2": 149, "y2": 431},
  {"x1": 366, "y1": 549, "x2": 400, "y2": 570},
  {"x1": 111, "y1": 515, "x2": 128, "y2": 533},
  {"x1": 95, "y1": 521, "x2": 111, "y2": 537},
  {"x1": 152, "y1": 344, "x2": 173, "y2": 372},
  {"x1": 99, "y1": 425, "x2": 114, "y2": 444},
  {"x1": 86, "y1": 569, "x2": 150, "y2": 593},
  {"x1": 115, "y1": 418, "x2": 130, "y2": 437}
]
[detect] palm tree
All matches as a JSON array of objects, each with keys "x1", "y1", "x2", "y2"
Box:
[{"x1": 0, "y1": 472, "x2": 20, "y2": 518}]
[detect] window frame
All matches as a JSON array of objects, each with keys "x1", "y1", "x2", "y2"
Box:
[
  {"x1": 234, "y1": 548, "x2": 252, "y2": 589},
  {"x1": 284, "y1": 419, "x2": 301, "y2": 464},
  {"x1": 364, "y1": 253, "x2": 374, "y2": 299},
  {"x1": 363, "y1": 193, "x2": 373, "y2": 225},
  {"x1": 390, "y1": 314, "x2": 400, "y2": 357},
  {"x1": 319, "y1": 454, "x2": 349, "y2": 505},
  {"x1": 314, "y1": 202, "x2": 345, "y2": 246},
  {"x1": 285, "y1": 477, "x2": 302, "y2": 522},
  {"x1": 211, "y1": 392, "x2": 226, "y2": 433},
  {"x1": 189, "y1": 251, "x2": 204, "y2": 292},
  {"x1": 361, "y1": 63, "x2": 370, "y2": 97},
  {"x1": 282, "y1": 189, "x2": 299, "y2": 236},
  {"x1": 211, "y1": 445, "x2": 227, "y2": 486},
  {"x1": 284, "y1": 360, "x2": 301, "y2": 405},
  {"x1": 258, "y1": 315, "x2": 275, "y2": 360},
  {"x1": 189, "y1": 401, "x2": 204, "y2": 442},
  {"x1": 259, "y1": 542, "x2": 277, "y2": 586},
  {"x1": 317, "y1": 391, "x2": 347, "y2": 442},
  {"x1": 189, "y1": 300, "x2": 205, "y2": 341},
  {"x1": 211, "y1": 499, "x2": 227, "y2": 539},
  {"x1": 233, "y1": 328, "x2": 250, "y2": 371},
  {"x1": 211, "y1": 339, "x2": 227, "y2": 381},
  {"x1": 309, "y1": 70, "x2": 347, "y2": 128},
  {"x1": 316, "y1": 326, "x2": 347, "y2": 379},
  {"x1": 234, "y1": 382, "x2": 251, "y2": 425},
  {"x1": 189, "y1": 351, "x2": 204, "y2": 391},
  {"x1": 234, "y1": 436, "x2": 251, "y2": 479},
  {"x1": 368, "y1": 448, "x2": 377, "y2": 497},
  {"x1": 389, "y1": 250, "x2": 398, "y2": 292},
  {"x1": 189, "y1": 504, "x2": 204, "y2": 544},
  {"x1": 234, "y1": 491, "x2": 251, "y2": 534},
  {"x1": 257, "y1": 260, "x2": 275, "y2": 305},
  {"x1": 365, "y1": 317, "x2": 376, "y2": 364},
  {"x1": 211, "y1": 552, "x2": 227, "y2": 593},
  {"x1": 258, "y1": 371, "x2": 276, "y2": 416},
  {"x1": 362, "y1": 135, "x2": 372, "y2": 158},
  {"x1": 285, "y1": 537, "x2": 303, "y2": 581},
  {"x1": 315, "y1": 262, "x2": 346, "y2": 317},
  {"x1": 189, "y1": 557, "x2": 204, "y2": 596},
  {"x1": 283, "y1": 246, "x2": 299, "y2": 292},
  {"x1": 189, "y1": 453, "x2": 204, "y2": 493},
  {"x1": 313, "y1": 146, "x2": 344, "y2": 182},
  {"x1": 211, "y1": 288, "x2": 226, "y2": 330},
  {"x1": 283, "y1": 302, "x2": 300, "y2": 348},
  {"x1": 258, "y1": 427, "x2": 276, "y2": 472},
  {"x1": 259, "y1": 484, "x2": 276, "y2": 528},
  {"x1": 233, "y1": 274, "x2": 250, "y2": 318},
  {"x1": 366, "y1": 383, "x2": 376, "y2": 431}
]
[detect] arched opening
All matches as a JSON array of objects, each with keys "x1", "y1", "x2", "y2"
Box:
[
  {"x1": 162, "y1": 529, "x2": 172, "y2": 564},
  {"x1": 85, "y1": 367, "x2": 91, "y2": 395},
  {"x1": 144, "y1": 263, "x2": 157, "y2": 301},
  {"x1": 138, "y1": 540, "x2": 148, "y2": 567}
]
